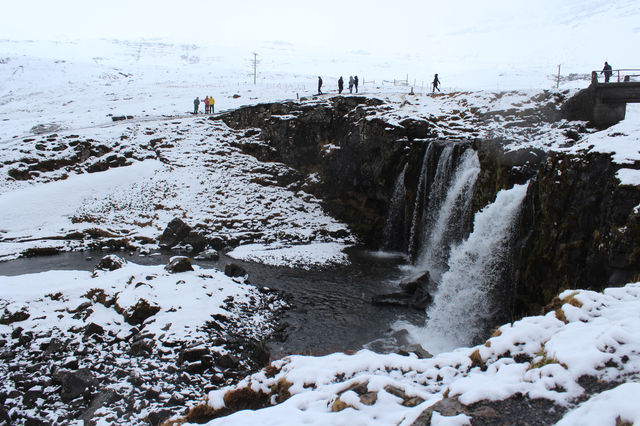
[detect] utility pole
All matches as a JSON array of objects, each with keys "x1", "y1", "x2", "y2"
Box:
[{"x1": 252, "y1": 52, "x2": 258, "y2": 85}]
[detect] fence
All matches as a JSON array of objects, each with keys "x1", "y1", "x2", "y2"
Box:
[{"x1": 591, "y1": 69, "x2": 640, "y2": 84}]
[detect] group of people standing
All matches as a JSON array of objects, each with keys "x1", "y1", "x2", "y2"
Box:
[
  {"x1": 317, "y1": 76, "x2": 359, "y2": 95},
  {"x1": 317, "y1": 74, "x2": 441, "y2": 95},
  {"x1": 193, "y1": 96, "x2": 215, "y2": 114}
]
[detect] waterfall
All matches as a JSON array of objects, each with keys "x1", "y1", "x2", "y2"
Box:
[
  {"x1": 417, "y1": 183, "x2": 529, "y2": 352},
  {"x1": 382, "y1": 163, "x2": 408, "y2": 251},
  {"x1": 414, "y1": 148, "x2": 480, "y2": 281}
]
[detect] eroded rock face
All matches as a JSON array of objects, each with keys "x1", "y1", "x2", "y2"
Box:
[
  {"x1": 218, "y1": 97, "x2": 433, "y2": 244},
  {"x1": 511, "y1": 152, "x2": 640, "y2": 317}
]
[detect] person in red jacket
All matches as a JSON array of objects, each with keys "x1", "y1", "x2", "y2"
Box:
[{"x1": 204, "y1": 96, "x2": 210, "y2": 114}]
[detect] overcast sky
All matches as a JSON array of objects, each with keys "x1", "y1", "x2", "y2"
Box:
[{"x1": 2, "y1": 0, "x2": 639, "y2": 68}]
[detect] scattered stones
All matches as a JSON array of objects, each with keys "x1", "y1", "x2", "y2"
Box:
[
  {"x1": 0, "y1": 309, "x2": 30, "y2": 325},
  {"x1": 165, "y1": 256, "x2": 194, "y2": 273}
]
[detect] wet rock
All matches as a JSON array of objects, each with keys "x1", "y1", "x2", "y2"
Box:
[
  {"x1": 53, "y1": 368, "x2": 98, "y2": 401},
  {"x1": 165, "y1": 256, "x2": 194, "y2": 273},
  {"x1": 372, "y1": 270, "x2": 436, "y2": 310},
  {"x1": 0, "y1": 309, "x2": 30, "y2": 325},
  {"x1": 159, "y1": 218, "x2": 191, "y2": 249},
  {"x1": 95, "y1": 254, "x2": 127, "y2": 271},
  {"x1": 21, "y1": 247, "x2": 61, "y2": 258},
  {"x1": 224, "y1": 263, "x2": 247, "y2": 278}
]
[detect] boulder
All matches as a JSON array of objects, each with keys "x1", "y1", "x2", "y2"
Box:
[
  {"x1": 224, "y1": 263, "x2": 247, "y2": 278},
  {"x1": 95, "y1": 254, "x2": 127, "y2": 271},
  {"x1": 83, "y1": 322, "x2": 105, "y2": 337},
  {"x1": 117, "y1": 299, "x2": 161, "y2": 325},
  {"x1": 0, "y1": 309, "x2": 30, "y2": 325},
  {"x1": 159, "y1": 218, "x2": 191, "y2": 249},
  {"x1": 53, "y1": 368, "x2": 98, "y2": 401},
  {"x1": 372, "y1": 270, "x2": 436, "y2": 310},
  {"x1": 165, "y1": 256, "x2": 194, "y2": 273}
]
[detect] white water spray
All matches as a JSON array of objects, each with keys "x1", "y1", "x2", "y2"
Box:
[
  {"x1": 415, "y1": 148, "x2": 480, "y2": 281},
  {"x1": 412, "y1": 182, "x2": 529, "y2": 352}
]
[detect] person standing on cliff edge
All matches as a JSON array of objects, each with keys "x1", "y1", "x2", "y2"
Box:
[
  {"x1": 338, "y1": 76, "x2": 344, "y2": 94},
  {"x1": 318, "y1": 76, "x2": 323, "y2": 94},
  {"x1": 432, "y1": 73, "x2": 441, "y2": 93},
  {"x1": 601, "y1": 61, "x2": 613, "y2": 83}
]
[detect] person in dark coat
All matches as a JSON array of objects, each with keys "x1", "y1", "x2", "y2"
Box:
[
  {"x1": 601, "y1": 61, "x2": 613, "y2": 83},
  {"x1": 338, "y1": 76, "x2": 344, "y2": 94},
  {"x1": 193, "y1": 97, "x2": 200, "y2": 114},
  {"x1": 318, "y1": 76, "x2": 323, "y2": 94},
  {"x1": 354, "y1": 76, "x2": 359, "y2": 93},
  {"x1": 432, "y1": 74, "x2": 441, "y2": 93},
  {"x1": 349, "y1": 76, "x2": 354, "y2": 94}
]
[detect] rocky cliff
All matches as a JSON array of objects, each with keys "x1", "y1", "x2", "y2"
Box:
[{"x1": 216, "y1": 95, "x2": 640, "y2": 321}]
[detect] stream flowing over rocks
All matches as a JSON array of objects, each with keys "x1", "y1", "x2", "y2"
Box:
[{"x1": 2, "y1": 90, "x2": 640, "y2": 425}]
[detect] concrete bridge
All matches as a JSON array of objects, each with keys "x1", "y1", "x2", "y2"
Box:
[{"x1": 562, "y1": 69, "x2": 640, "y2": 127}]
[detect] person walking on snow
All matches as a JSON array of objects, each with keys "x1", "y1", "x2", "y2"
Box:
[
  {"x1": 338, "y1": 76, "x2": 344, "y2": 94},
  {"x1": 354, "y1": 76, "x2": 359, "y2": 93},
  {"x1": 432, "y1": 73, "x2": 441, "y2": 93},
  {"x1": 348, "y1": 76, "x2": 354, "y2": 94},
  {"x1": 204, "y1": 96, "x2": 210, "y2": 114},
  {"x1": 318, "y1": 76, "x2": 323, "y2": 94},
  {"x1": 601, "y1": 61, "x2": 613, "y2": 83},
  {"x1": 209, "y1": 96, "x2": 215, "y2": 114},
  {"x1": 193, "y1": 97, "x2": 200, "y2": 114}
]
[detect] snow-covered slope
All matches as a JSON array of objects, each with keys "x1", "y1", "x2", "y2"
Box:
[{"x1": 177, "y1": 283, "x2": 640, "y2": 425}]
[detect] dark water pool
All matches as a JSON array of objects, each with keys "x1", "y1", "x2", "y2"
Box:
[{"x1": 0, "y1": 248, "x2": 426, "y2": 357}]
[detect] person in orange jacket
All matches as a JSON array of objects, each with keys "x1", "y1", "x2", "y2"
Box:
[
  {"x1": 204, "y1": 96, "x2": 210, "y2": 114},
  {"x1": 209, "y1": 96, "x2": 215, "y2": 114}
]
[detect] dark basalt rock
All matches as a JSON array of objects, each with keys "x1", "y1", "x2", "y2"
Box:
[
  {"x1": 165, "y1": 256, "x2": 194, "y2": 273},
  {"x1": 224, "y1": 263, "x2": 247, "y2": 278},
  {"x1": 53, "y1": 368, "x2": 99, "y2": 402},
  {"x1": 116, "y1": 298, "x2": 161, "y2": 326},
  {"x1": 372, "y1": 270, "x2": 436, "y2": 310},
  {"x1": 0, "y1": 309, "x2": 30, "y2": 325},
  {"x1": 159, "y1": 218, "x2": 192, "y2": 249},
  {"x1": 95, "y1": 254, "x2": 127, "y2": 271}
]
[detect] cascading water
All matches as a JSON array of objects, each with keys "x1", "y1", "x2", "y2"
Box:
[
  {"x1": 414, "y1": 183, "x2": 529, "y2": 352},
  {"x1": 414, "y1": 148, "x2": 480, "y2": 281},
  {"x1": 382, "y1": 163, "x2": 408, "y2": 251}
]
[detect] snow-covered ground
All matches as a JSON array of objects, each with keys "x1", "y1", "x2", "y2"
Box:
[
  {"x1": 1, "y1": 29, "x2": 640, "y2": 425},
  {"x1": 176, "y1": 283, "x2": 640, "y2": 426}
]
